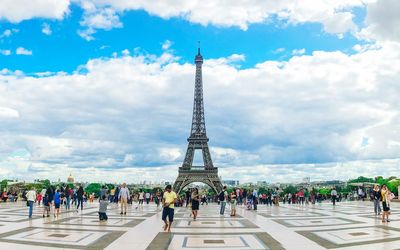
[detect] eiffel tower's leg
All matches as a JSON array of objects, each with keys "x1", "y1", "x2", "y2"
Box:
[
  {"x1": 202, "y1": 144, "x2": 214, "y2": 169},
  {"x1": 182, "y1": 143, "x2": 195, "y2": 168}
]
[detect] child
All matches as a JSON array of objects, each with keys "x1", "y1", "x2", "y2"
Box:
[
  {"x1": 99, "y1": 195, "x2": 109, "y2": 221},
  {"x1": 54, "y1": 190, "x2": 61, "y2": 217},
  {"x1": 43, "y1": 194, "x2": 50, "y2": 217},
  {"x1": 37, "y1": 192, "x2": 43, "y2": 206}
]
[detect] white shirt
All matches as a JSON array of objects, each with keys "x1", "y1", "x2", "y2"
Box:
[
  {"x1": 118, "y1": 187, "x2": 130, "y2": 199},
  {"x1": 26, "y1": 190, "x2": 37, "y2": 201}
]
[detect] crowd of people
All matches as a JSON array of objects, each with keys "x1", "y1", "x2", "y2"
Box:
[{"x1": 1, "y1": 183, "x2": 397, "y2": 228}]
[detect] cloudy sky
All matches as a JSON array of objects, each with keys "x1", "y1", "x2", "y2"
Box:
[{"x1": 0, "y1": 0, "x2": 399, "y2": 184}]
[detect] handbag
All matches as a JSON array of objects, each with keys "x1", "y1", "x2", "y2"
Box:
[{"x1": 26, "y1": 201, "x2": 29, "y2": 206}]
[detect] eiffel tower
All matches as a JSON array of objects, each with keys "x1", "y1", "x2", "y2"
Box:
[{"x1": 173, "y1": 47, "x2": 223, "y2": 194}]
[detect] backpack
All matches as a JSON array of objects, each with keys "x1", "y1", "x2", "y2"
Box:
[{"x1": 219, "y1": 191, "x2": 225, "y2": 201}]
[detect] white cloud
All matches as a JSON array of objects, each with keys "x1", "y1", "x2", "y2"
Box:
[
  {"x1": 16, "y1": 47, "x2": 32, "y2": 55},
  {"x1": 121, "y1": 49, "x2": 130, "y2": 56},
  {"x1": 2, "y1": 29, "x2": 11, "y2": 37},
  {"x1": 0, "y1": 50, "x2": 11, "y2": 56},
  {"x1": 162, "y1": 40, "x2": 172, "y2": 50},
  {"x1": 358, "y1": 0, "x2": 400, "y2": 42},
  {"x1": 292, "y1": 48, "x2": 306, "y2": 55},
  {"x1": 80, "y1": 0, "x2": 364, "y2": 34},
  {"x1": 0, "y1": 107, "x2": 19, "y2": 118},
  {"x1": 0, "y1": 0, "x2": 70, "y2": 23},
  {"x1": 272, "y1": 48, "x2": 285, "y2": 54},
  {"x1": 77, "y1": 1, "x2": 122, "y2": 40},
  {"x1": 1, "y1": 41, "x2": 400, "y2": 182},
  {"x1": 0, "y1": 28, "x2": 18, "y2": 38},
  {"x1": 77, "y1": 28, "x2": 95, "y2": 41},
  {"x1": 42, "y1": 23, "x2": 52, "y2": 35}
]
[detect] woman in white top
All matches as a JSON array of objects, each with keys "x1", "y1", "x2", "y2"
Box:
[{"x1": 26, "y1": 187, "x2": 37, "y2": 219}]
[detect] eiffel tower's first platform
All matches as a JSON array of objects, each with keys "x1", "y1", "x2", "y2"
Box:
[{"x1": 173, "y1": 47, "x2": 223, "y2": 194}]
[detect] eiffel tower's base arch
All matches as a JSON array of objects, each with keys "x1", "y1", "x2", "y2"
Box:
[{"x1": 173, "y1": 170, "x2": 223, "y2": 195}]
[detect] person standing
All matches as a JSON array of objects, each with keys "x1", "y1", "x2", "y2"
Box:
[
  {"x1": 154, "y1": 190, "x2": 161, "y2": 209},
  {"x1": 219, "y1": 186, "x2": 228, "y2": 215},
  {"x1": 26, "y1": 187, "x2": 37, "y2": 219},
  {"x1": 145, "y1": 192, "x2": 151, "y2": 204},
  {"x1": 230, "y1": 190, "x2": 237, "y2": 217},
  {"x1": 65, "y1": 186, "x2": 71, "y2": 210},
  {"x1": 76, "y1": 186, "x2": 84, "y2": 211},
  {"x1": 191, "y1": 188, "x2": 200, "y2": 220},
  {"x1": 381, "y1": 185, "x2": 391, "y2": 222},
  {"x1": 331, "y1": 187, "x2": 337, "y2": 206},
  {"x1": 162, "y1": 185, "x2": 177, "y2": 232},
  {"x1": 37, "y1": 192, "x2": 43, "y2": 206},
  {"x1": 42, "y1": 193, "x2": 50, "y2": 217},
  {"x1": 118, "y1": 183, "x2": 130, "y2": 215},
  {"x1": 372, "y1": 184, "x2": 381, "y2": 216},
  {"x1": 252, "y1": 188, "x2": 258, "y2": 210},
  {"x1": 54, "y1": 190, "x2": 61, "y2": 217},
  {"x1": 138, "y1": 190, "x2": 144, "y2": 206}
]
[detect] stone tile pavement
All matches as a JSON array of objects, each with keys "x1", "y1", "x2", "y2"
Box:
[{"x1": 0, "y1": 200, "x2": 399, "y2": 249}]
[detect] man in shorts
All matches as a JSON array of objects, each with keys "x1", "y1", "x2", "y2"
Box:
[{"x1": 162, "y1": 185, "x2": 177, "y2": 232}]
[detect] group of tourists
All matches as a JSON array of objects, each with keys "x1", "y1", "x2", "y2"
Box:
[
  {"x1": 6, "y1": 181, "x2": 396, "y2": 229},
  {"x1": 24, "y1": 184, "x2": 85, "y2": 219},
  {"x1": 370, "y1": 184, "x2": 395, "y2": 223}
]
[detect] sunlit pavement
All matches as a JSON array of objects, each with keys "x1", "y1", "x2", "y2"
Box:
[{"x1": 0, "y1": 200, "x2": 399, "y2": 249}]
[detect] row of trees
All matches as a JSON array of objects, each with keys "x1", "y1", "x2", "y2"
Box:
[{"x1": 2, "y1": 176, "x2": 399, "y2": 196}]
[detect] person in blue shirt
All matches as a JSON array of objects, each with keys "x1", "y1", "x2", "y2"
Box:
[
  {"x1": 42, "y1": 194, "x2": 50, "y2": 217},
  {"x1": 54, "y1": 190, "x2": 61, "y2": 217}
]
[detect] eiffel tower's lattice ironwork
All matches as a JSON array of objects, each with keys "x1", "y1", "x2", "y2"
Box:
[{"x1": 173, "y1": 47, "x2": 223, "y2": 194}]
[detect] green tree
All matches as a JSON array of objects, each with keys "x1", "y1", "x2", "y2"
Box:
[
  {"x1": 85, "y1": 183, "x2": 101, "y2": 197},
  {"x1": 283, "y1": 185, "x2": 297, "y2": 195},
  {"x1": 348, "y1": 176, "x2": 374, "y2": 183},
  {"x1": 0, "y1": 179, "x2": 8, "y2": 191},
  {"x1": 388, "y1": 179, "x2": 400, "y2": 196}
]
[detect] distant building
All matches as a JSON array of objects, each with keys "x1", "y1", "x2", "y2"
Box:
[
  {"x1": 222, "y1": 180, "x2": 239, "y2": 186},
  {"x1": 67, "y1": 174, "x2": 74, "y2": 183},
  {"x1": 302, "y1": 177, "x2": 311, "y2": 183}
]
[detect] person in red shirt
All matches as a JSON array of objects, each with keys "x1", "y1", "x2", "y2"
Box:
[{"x1": 37, "y1": 193, "x2": 43, "y2": 206}]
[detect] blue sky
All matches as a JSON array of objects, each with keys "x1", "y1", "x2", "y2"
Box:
[
  {"x1": 1, "y1": 5, "x2": 366, "y2": 73},
  {"x1": 0, "y1": 0, "x2": 400, "y2": 183}
]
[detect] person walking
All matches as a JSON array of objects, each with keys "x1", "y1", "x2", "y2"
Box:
[
  {"x1": 230, "y1": 190, "x2": 237, "y2": 217},
  {"x1": 138, "y1": 191, "x2": 144, "y2": 207},
  {"x1": 145, "y1": 192, "x2": 151, "y2": 204},
  {"x1": 37, "y1": 192, "x2": 42, "y2": 207},
  {"x1": 54, "y1": 189, "x2": 61, "y2": 217},
  {"x1": 219, "y1": 186, "x2": 228, "y2": 215},
  {"x1": 118, "y1": 183, "x2": 130, "y2": 215},
  {"x1": 154, "y1": 190, "x2": 160, "y2": 209},
  {"x1": 252, "y1": 188, "x2": 258, "y2": 210},
  {"x1": 42, "y1": 193, "x2": 50, "y2": 217},
  {"x1": 65, "y1": 186, "x2": 71, "y2": 210},
  {"x1": 76, "y1": 186, "x2": 84, "y2": 211},
  {"x1": 372, "y1": 184, "x2": 381, "y2": 216},
  {"x1": 162, "y1": 185, "x2": 177, "y2": 232},
  {"x1": 26, "y1": 187, "x2": 37, "y2": 219},
  {"x1": 331, "y1": 187, "x2": 337, "y2": 206},
  {"x1": 191, "y1": 188, "x2": 200, "y2": 220}
]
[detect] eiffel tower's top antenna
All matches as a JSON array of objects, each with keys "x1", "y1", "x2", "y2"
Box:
[{"x1": 198, "y1": 41, "x2": 201, "y2": 55}]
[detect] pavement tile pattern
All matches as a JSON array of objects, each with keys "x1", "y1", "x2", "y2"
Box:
[{"x1": 0, "y1": 200, "x2": 400, "y2": 249}]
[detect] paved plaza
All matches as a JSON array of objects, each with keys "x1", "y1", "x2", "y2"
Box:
[{"x1": 0, "y1": 201, "x2": 400, "y2": 249}]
